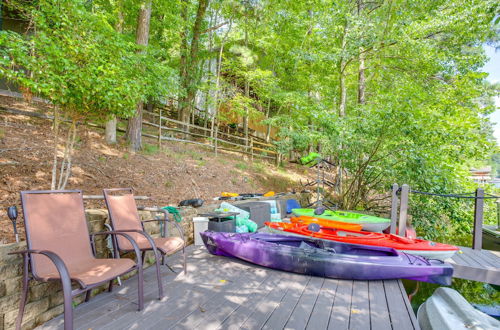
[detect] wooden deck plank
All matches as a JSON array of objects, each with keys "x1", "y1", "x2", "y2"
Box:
[
  {"x1": 305, "y1": 279, "x2": 338, "y2": 330},
  {"x1": 136, "y1": 257, "x2": 261, "y2": 329},
  {"x1": 460, "y1": 247, "x2": 499, "y2": 268},
  {"x1": 349, "y1": 281, "x2": 370, "y2": 330},
  {"x1": 174, "y1": 268, "x2": 273, "y2": 329},
  {"x1": 367, "y1": 281, "x2": 392, "y2": 330},
  {"x1": 384, "y1": 280, "x2": 416, "y2": 330},
  {"x1": 38, "y1": 252, "x2": 186, "y2": 330},
  {"x1": 285, "y1": 276, "x2": 324, "y2": 329},
  {"x1": 397, "y1": 280, "x2": 420, "y2": 330},
  {"x1": 82, "y1": 252, "x2": 233, "y2": 330},
  {"x1": 447, "y1": 247, "x2": 500, "y2": 285},
  {"x1": 261, "y1": 275, "x2": 310, "y2": 330},
  {"x1": 36, "y1": 246, "x2": 421, "y2": 330},
  {"x1": 239, "y1": 273, "x2": 295, "y2": 329},
  {"x1": 327, "y1": 280, "x2": 353, "y2": 330},
  {"x1": 216, "y1": 270, "x2": 287, "y2": 330},
  {"x1": 454, "y1": 250, "x2": 484, "y2": 268}
]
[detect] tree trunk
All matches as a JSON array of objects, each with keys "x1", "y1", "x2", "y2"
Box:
[
  {"x1": 105, "y1": 117, "x2": 117, "y2": 144},
  {"x1": 357, "y1": 0, "x2": 366, "y2": 105},
  {"x1": 243, "y1": 14, "x2": 250, "y2": 147},
  {"x1": 265, "y1": 98, "x2": 271, "y2": 143},
  {"x1": 105, "y1": 4, "x2": 125, "y2": 144},
  {"x1": 178, "y1": 0, "x2": 209, "y2": 126},
  {"x1": 126, "y1": 0, "x2": 152, "y2": 152}
]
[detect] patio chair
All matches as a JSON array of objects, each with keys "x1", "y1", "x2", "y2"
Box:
[
  {"x1": 9, "y1": 190, "x2": 152, "y2": 330},
  {"x1": 103, "y1": 188, "x2": 187, "y2": 275}
]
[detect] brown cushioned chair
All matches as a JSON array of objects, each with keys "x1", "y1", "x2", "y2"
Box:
[
  {"x1": 103, "y1": 188, "x2": 187, "y2": 274},
  {"x1": 10, "y1": 190, "x2": 158, "y2": 330}
]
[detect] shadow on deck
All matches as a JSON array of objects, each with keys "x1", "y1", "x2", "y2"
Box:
[{"x1": 37, "y1": 245, "x2": 419, "y2": 330}]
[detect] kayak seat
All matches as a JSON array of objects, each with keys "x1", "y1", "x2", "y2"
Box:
[{"x1": 287, "y1": 199, "x2": 301, "y2": 213}]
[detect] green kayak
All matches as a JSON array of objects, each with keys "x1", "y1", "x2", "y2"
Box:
[{"x1": 291, "y1": 208, "x2": 390, "y2": 232}]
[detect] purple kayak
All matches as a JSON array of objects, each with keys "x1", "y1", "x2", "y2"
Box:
[{"x1": 201, "y1": 231, "x2": 453, "y2": 285}]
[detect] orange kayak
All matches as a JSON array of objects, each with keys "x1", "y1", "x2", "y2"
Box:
[
  {"x1": 266, "y1": 222, "x2": 458, "y2": 260},
  {"x1": 290, "y1": 216, "x2": 363, "y2": 231}
]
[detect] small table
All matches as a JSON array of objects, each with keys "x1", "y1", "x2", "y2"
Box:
[
  {"x1": 198, "y1": 212, "x2": 239, "y2": 232},
  {"x1": 197, "y1": 212, "x2": 239, "y2": 222}
]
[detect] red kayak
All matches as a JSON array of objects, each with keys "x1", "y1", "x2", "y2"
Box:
[{"x1": 265, "y1": 222, "x2": 459, "y2": 260}]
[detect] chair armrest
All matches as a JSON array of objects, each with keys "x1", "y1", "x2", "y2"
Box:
[
  {"x1": 136, "y1": 207, "x2": 184, "y2": 244},
  {"x1": 91, "y1": 231, "x2": 143, "y2": 266},
  {"x1": 9, "y1": 249, "x2": 72, "y2": 287},
  {"x1": 104, "y1": 229, "x2": 162, "y2": 260}
]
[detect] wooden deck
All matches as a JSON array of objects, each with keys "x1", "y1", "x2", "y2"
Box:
[
  {"x1": 446, "y1": 246, "x2": 500, "y2": 285},
  {"x1": 37, "y1": 245, "x2": 419, "y2": 330}
]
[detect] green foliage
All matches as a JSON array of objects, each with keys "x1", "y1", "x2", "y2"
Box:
[
  {"x1": 0, "y1": 0, "x2": 175, "y2": 122},
  {"x1": 142, "y1": 143, "x2": 160, "y2": 155},
  {"x1": 235, "y1": 162, "x2": 249, "y2": 170}
]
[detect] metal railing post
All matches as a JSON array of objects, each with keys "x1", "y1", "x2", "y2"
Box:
[
  {"x1": 398, "y1": 184, "x2": 409, "y2": 236},
  {"x1": 390, "y1": 183, "x2": 399, "y2": 234},
  {"x1": 472, "y1": 188, "x2": 484, "y2": 250}
]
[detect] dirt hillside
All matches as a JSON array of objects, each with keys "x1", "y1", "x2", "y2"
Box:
[{"x1": 0, "y1": 95, "x2": 312, "y2": 244}]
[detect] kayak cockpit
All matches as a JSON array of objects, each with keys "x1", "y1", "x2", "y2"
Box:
[{"x1": 251, "y1": 233, "x2": 400, "y2": 257}]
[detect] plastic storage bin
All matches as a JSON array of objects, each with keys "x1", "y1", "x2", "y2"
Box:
[
  {"x1": 208, "y1": 218, "x2": 236, "y2": 232},
  {"x1": 236, "y1": 202, "x2": 271, "y2": 228},
  {"x1": 192, "y1": 217, "x2": 209, "y2": 245}
]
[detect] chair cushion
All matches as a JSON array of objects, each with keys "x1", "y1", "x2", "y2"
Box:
[{"x1": 38, "y1": 258, "x2": 136, "y2": 286}]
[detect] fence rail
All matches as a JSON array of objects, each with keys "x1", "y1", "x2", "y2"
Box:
[
  {"x1": 0, "y1": 106, "x2": 280, "y2": 165},
  {"x1": 143, "y1": 110, "x2": 279, "y2": 164}
]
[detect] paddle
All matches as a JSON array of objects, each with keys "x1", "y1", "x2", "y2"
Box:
[{"x1": 7, "y1": 206, "x2": 19, "y2": 243}]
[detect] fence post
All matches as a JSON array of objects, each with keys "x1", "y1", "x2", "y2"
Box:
[
  {"x1": 214, "y1": 122, "x2": 219, "y2": 157},
  {"x1": 497, "y1": 199, "x2": 500, "y2": 229},
  {"x1": 158, "y1": 108, "x2": 162, "y2": 148},
  {"x1": 250, "y1": 137, "x2": 254, "y2": 161},
  {"x1": 398, "y1": 184, "x2": 409, "y2": 236},
  {"x1": 390, "y1": 183, "x2": 399, "y2": 234},
  {"x1": 472, "y1": 188, "x2": 484, "y2": 250}
]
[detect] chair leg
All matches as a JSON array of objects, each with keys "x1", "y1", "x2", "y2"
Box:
[
  {"x1": 84, "y1": 290, "x2": 92, "y2": 302},
  {"x1": 137, "y1": 264, "x2": 144, "y2": 311},
  {"x1": 141, "y1": 251, "x2": 146, "y2": 266},
  {"x1": 108, "y1": 280, "x2": 114, "y2": 292},
  {"x1": 154, "y1": 251, "x2": 164, "y2": 300},
  {"x1": 15, "y1": 255, "x2": 30, "y2": 330},
  {"x1": 60, "y1": 273, "x2": 74, "y2": 330},
  {"x1": 183, "y1": 245, "x2": 187, "y2": 274}
]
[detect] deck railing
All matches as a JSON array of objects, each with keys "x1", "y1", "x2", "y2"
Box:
[{"x1": 391, "y1": 183, "x2": 499, "y2": 250}]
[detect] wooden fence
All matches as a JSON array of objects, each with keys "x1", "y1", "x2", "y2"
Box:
[
  {"x1": 0, "y1": 105, "x2": 280, "y2": 165},
  {"x1": 143, "y1": 110, "x2": 279, "y2": 164}
]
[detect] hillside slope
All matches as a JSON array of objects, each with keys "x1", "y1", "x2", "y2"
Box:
[{"x1": 0, "y1": 95, "x2": 310, "y2": 243}]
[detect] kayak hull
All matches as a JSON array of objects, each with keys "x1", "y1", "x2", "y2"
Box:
[
  {"x1": 201, "y1": 231, "x2": 453, "y2": 285},
  {"x1": 292, "y1": 208, "x2": 391, "y2": 232},
  {"x1": 417, "y1": 287, "x2": 500, "y2": 330},
  {"x1": 266, "y1": 222, "x2": 458, "y2": 260},
  {"x1": 290, "y1": 215, "x2": 363, "y2": 231}
]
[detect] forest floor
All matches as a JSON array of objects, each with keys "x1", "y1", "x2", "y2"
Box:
[{"x1": 0, "y1": 95, "x2": 312, "y2": 244}]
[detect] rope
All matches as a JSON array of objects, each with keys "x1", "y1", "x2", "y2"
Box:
[
  {"x1": 162, "y1": 206, "x2": 183, "y2": 223},
  {"x1": 396, "y1": 188, "x2": 500, "y2": 199}
]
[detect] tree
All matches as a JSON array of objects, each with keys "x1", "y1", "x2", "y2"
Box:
[
  {"x1": 126, "y1": 0, "x2": 152, "y2": 152},
  {"x1": 178, "y1": 0, "x2": 210, "y2": 126},
  {"x1": 0, "y1": 0, "x2": 154, "y2": 188}
]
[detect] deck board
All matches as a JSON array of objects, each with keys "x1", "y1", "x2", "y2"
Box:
[
  {"x1": 447, "y1": 246, "x2": 500, "y2": 285},
  {"x1": 37, "y1": 245, "x2": 419, "y2": 330},
  {"x1": 284, "y1": 276, "x2": 324, "y2": 329}
]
